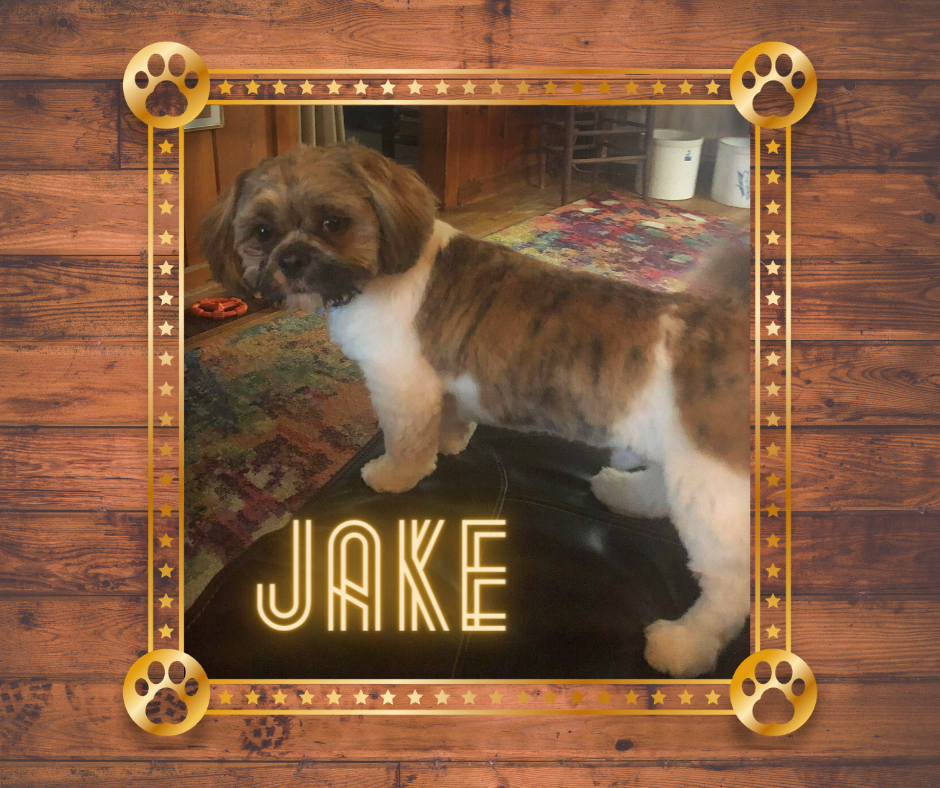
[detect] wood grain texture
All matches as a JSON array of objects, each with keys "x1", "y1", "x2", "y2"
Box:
[
  {"x1": 0, "y1": 1, "x2": 938, "y2": 79},
  {"x1": 0, "y1": 82, "x2": 118, "y2": 170},
  {"x1": 0, "y1": 513, "x2": 147, "y2": 595},
  {"x1": 401, "y1": 762, "x2": 940, "y2": 788},
  {"x1": 0, "y1": 762, "x2": 399, "y2": 787},
  {"x1": 0, "y1": 173, "x2": 146, "y2": 256},
  {"x1": 2, "y1": 594, "x2": 936, "y2": 679},
  {"x1": 0, "y1": 679, "x2": 937, "y2": 759}
]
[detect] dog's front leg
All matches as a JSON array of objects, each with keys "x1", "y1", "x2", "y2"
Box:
[{"x1": 360, "y1": 362, "x2": 443, "y2": 494}]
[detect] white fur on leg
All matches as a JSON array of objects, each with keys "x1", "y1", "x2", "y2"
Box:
[
  {"x1": 590, "y1": 465, "x2": 671, "y2": 519},
  {"x1": 438, "y1": 393, "x2": 477, "y2": 455}
]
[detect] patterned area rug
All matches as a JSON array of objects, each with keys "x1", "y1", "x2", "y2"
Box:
[
  {"x1": 183, "y1": 191, "x2": 747, "y2": 604},
  {"x1": 485, "y1": 189, "x2": 747, "y2": 291}
]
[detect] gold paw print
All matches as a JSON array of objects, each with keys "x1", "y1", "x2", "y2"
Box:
[
  {"x1": 731, "y1": 43, "x2": 816, "y2": 128},
  {"x1": 123, "y1": 43, "x2": 210, "y2": 129},
  {"x1": 730, "y1": 648, "x2": 817, "y2": 735},
  {"x1": 123, "y1": 649, "x2": 210, "y2": 735}
]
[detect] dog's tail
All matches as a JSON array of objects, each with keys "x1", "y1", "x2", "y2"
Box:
[{"x1": 681, "y1": 237, "x2": 752, "y2": 305}]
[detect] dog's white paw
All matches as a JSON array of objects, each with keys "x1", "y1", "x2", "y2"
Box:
[
  {"x1": 439, "y1": 421, "x2": 476, "y2": 455},
  {"x1": 644, "y1": 618, "x2": 721, "y2": 678},
  {"x1": 590, "y1": 467, "x2": 671, "y2": 519},
  {"x1": 361, "y1": 454, "x2": 435, "y2": 494}
]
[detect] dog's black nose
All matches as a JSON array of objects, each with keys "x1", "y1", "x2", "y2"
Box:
[{"x1": 279, "y1": 245, "x2": 310, "y2": 277}]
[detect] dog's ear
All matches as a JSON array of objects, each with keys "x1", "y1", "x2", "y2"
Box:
[
  {"x1": 198, "y1": 170, "x2": 251, "y2": 297},
  {"x1": 347, "y1": 142, "x2": 438, "y2": 275}
]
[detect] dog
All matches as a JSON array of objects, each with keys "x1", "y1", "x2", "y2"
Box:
[{"x1": 199, "y1": 141, "x2": 750, "y2": 678}]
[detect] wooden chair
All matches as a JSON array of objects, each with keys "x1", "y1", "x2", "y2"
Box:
[{"x1": 538, "y1": 106, "x2": 656, "y2": 205}]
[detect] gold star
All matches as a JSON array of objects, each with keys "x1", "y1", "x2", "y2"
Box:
[
  {"x1": 381, "y1": 690, "x2": 395, "y2": 705},
  {"x1": 766, "y1": 170, "x2": 780, "y2": 184},
  {"x1": 767, "y1": 442, "x2": 779, "y2": 457},
  {"x1": 353, "y1": 689, "x2": 368, "y2": 705},
  {"x1": 158, "y1": 139, "x2": 173, "y2": 154},
  {"x1": 158, "y1": 533, "x2": 173, "y2": 547},
  {"x1": 159, "y1": 472, "x2": 172, "y2": 486},
  {"x1": 767, "y1": 139, "x2": 780, "y2": 154},
  {"x1": 462, "y1": 80, "x2": 475, "y2": 94},
  {"x1": 159, "y1": 563, "x2": 173, "y2": 578},
  {"x1": 354, "y1": 80, "x2": 367, "y2": 95},
  {"x1": 159, "y1": 231, "x2": 173, "y2": 245},
  {"x1": 766, "y1": 200, "x2": 780, "y2": 214},
  {"x1": 766, "y1": 412, "x2": 780, "y2": 427},
  {"x1": 159, "y1": 412, "x2": 173, "y2": 427},
  {"x1": 462, "y1": 690, "x2": 476, "y2": 704},
  {"x1": 158, "y1": 260, "x2": 173, "y2": 275},
  {"x1": 159, "y1": 170, "x2": 173, "y2": 184},
  {"x1": 767, "y1": 563, "x2": 781, "y2": 578},
  {"x1": 159, "y1": 503, "x2": 173, "y2": 517},
  {"x1": 544, "y1": 80, "x2": 555, "y2": 94},
  {"x1": 767, "y1": 472, "x2": 780, "y2": 487},
  {"x1": 327, "y1": 690, "x2": 341, "y2": 705},
  {"x1": 706, "y1": 80, "x2": 719, "y2": 94},
  {"x1": 436, "y1": 80, "x2": 449, "y2": 94},
  {"x1": 766, "y1": 351, "x2": 780, "y2": 366},
  {"x1": 435, "y1": 690, "x2": 449, "y2": 705},
  {"x1": 490, "y1": 80, "x2": 503, "y2": 94},
  {"x1": 766, "y1": 230, "x2": 781, "y2": 245},
  {"x1": 678, "y1": 689, "x2": 693, "y2": 705},
  {"x1": 516, "y1": 691, "x2": 530, "y2": 704},
  {"x1": 767, "y1": 322, "x2": 780, "y2": 336},
  {"x1": 489, "y1": 690, "x2": 503, "y2": 705},
  {"x1": 571, "y1": 690, "x2": 585, "y2": 705},
  {"x1": 572, "y1": 80, "x2": 583, "y2": 94},
  {"x1": 300, "y1": 690, "x2": 314, "y2": 704},
  {"x1": 624, "y1": 690, "x2": 638, "y2": 704},
  {"x1": 159, "y1": 351, "x2": 173, "y2": 365},
  {"x1": 679, "y1": 80, "x2": 692, "y2": 94},
  {"x1": 219, "y1": 80, "x2": 232, "y2": 95},
  {"x1": 766, "y1": 381, "x2": 780, "y2": 396},
  {"x1": 245, "y1": 690, "x2": 259, "y2": 704},
  {"x1": 652, "y1": 80, "x2": 665, "y2": 94},
  {"x1": 273, "y1": 689, "x2": 287, "y2": 705},
  {"x1": 766, "y1": 291, "x2": 781, "y2": 305},
  {"x1": 598, "y1": 80, "x2": 611, "y2": 94},
  {"x1": 598, "y1": 690, "x2": 611, "y2": 705},
  {"x1": 767, "y1": 503, "x2": 781, "y2": 517},
  {"x1": 408, "y1": 80, "x2": 422, "y2": 94},
  {"x1": 159, "y1": 200, "x2": 173, "y2": 215},
  {"x1": 651, "y1": 690, "x2": 666, "y2": 705},
  {"x1": 219, "y1": 690, "x2": 232, "y2": 704},
  {"x1": 158, "y1": 624, "x2": 173, "y2": 638},
  {"x1": 517, "y1": 80, "x2": 529, "y2": 94},
  {"x1": 626, "y1": 80, "x2": 638, "y2": 94},
  {"x1": 408, "y1": 690, "x2": 422, "y2": 704},
  {"x1": 382, "y1": 80, "x2": 395, "y2": 94},
  {"x1": 273, "y1": 80, "x2": 286, "y2": 95},
  {"x1": 767, "y1": 593, "x2": 781, "y2": 608},
  {"x1": 300, "y1": 80, "x2": 313, "y2": 94},
  {"x1": 765, "y1": 261, "x2": 780, "y2": 275},
  {"x1": 767, "y1": 533, "x2": 781, "y2": 547},
  {"x1": 705, "y1": 690, "x2": 720, "y2": 704},
  {"x1": 159, "y1": 593, "x2": 173, "y2": 608},
  {"x1": 159, "y1": 292, "x2": 173, "y2": 306},
  {"x1": 246, "y1": 80, "x2": 259, "y2": 94},
  {"x1": 545, "y1": 690, "x2": 558, "y2": 703},
  {"x1": 327, "y1": 80, "x2": 341, "y2": 94},
  {"x1": 766, "y1": 623, "x2": 781, "y2": 639},
  {"x1": 159, "y1": 322, "x2": 173, "y2": 337}
]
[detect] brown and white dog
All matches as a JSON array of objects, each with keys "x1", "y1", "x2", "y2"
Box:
[{"x1": 199, "y1": 141, "x2": 750, "y2": 678}]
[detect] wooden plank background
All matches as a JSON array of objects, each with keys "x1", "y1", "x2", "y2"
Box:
[{"x1": 0, "y1": 2, "x2": 938, "y2": 785}]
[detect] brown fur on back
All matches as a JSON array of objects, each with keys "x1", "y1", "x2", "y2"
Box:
[{"x1": 416, "y1": 234, "x2": 748, "y2": 471}]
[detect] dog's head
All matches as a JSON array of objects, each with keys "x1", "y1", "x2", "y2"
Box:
[{"x1": 198, "y1": 141, "x2": 438, "y2": 309}]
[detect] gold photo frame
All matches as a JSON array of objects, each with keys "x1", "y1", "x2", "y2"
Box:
[{"x1": 123, "y1": 41, "x2": 818, "y2": 737}]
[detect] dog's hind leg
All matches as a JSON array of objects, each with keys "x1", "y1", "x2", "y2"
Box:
[
  {"x1": 438, "y1": 393, "x2": 476, "y2": 455},
  {"x1": 590, "y1": 446, "x2": 671, "y2": 518},
  {"x1": 643, "y1": 451, "x2": 750, "y2": 677}
]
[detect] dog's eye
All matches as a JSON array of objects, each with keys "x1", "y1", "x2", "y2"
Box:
[
  {"x1": 322, "y1": 216, "x2": 350, "y2": 234},
  {"x1": 253, "y1": 225, "x2": 274, "y2": 241}
]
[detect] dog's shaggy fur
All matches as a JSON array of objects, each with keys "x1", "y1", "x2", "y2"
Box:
[{"x1": 199, "y1": 141, "x2": 750, "y2": 677}]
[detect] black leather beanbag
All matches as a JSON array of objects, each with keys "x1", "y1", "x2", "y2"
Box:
[{"x1": 185, "y1": 425, "x2": 748, "y2": 679}]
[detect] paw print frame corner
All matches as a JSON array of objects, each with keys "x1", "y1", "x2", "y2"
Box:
[{"x1": 123, "y1": 40, "x2": 816, "y2": 737}]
